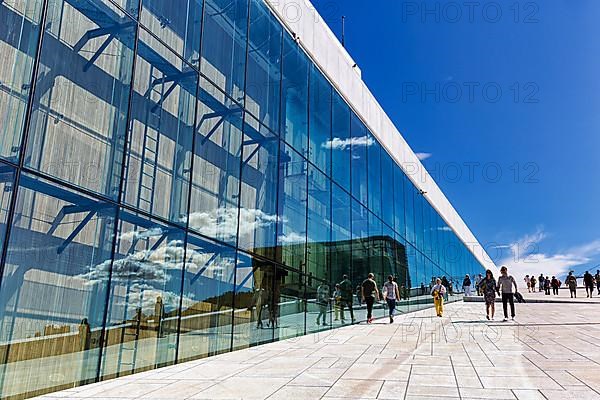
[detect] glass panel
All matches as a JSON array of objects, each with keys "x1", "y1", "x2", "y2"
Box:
[
  {"x1": 201, "y1": 0, "x2": 248, "y2": 102},
  {"x1": 110, "y1": 0, "x2": 140, "y2": 18},
  {"x1": 274, "y1": 267, "x2": 304, "y2": 341},
  {"x1": 237, "y1": 115, "x2": 279, "y2": 259},
  {"x1": 308, "y1": 65, "x2": 332, "y2": 175},
  {"x1": 393, "y1": 164, "x2": 405, "y2": 238},
  {"x1": 0, "y1": 173, "x2": 115, "y2": 398},
  {"x1": 232, "y1": 251, "x2": 274, "y2": 349},
  {"x1": 350, "y1": 112, "x2": 368, "y2": 206},
  {"x1": 404, "y1": 177, "x2": 415, "y2": 245},
  {"x1": 381, "y1": 150, "x2": 394, "y2": 228},
  {"x1": 0, "y1": 0, "x2": 43, "y2": 162},
  {"x1": 178, "y1": 234, "x2": 236, "y2": 362},
  {"x1": 367, "y1": 132, "x2": 381, "y2": 217},
  {"x1": 280, "y1": 33, "x2": 309, "y2": 156},
  {"x1": 351, "y1": 198, "x2": 368, "y2": 286},
  {"x1": 140, "y1": 0, "x2": 202, "y2": 67},
  {"x1": 123, "y1": 33, "x2": 195, "y2": 224},
  {"x1": 330, "y1": 183, "x2": 351, "y2": 288},
  {"x1": 307, "y1": 165, "x2": 330, "y2": 283},
  {"x1": 394, "y1": 233, "x2": 410, "y2": 314},
  {"x1": 100, "y1": 213, "x2": 184, "y2": 378},
  {"x1": 25, "y1": 1, "x2": 135, "y2": 199},
  {"x1": 246, "y1": 0, "x2": 281, "y2": 132},
  {"x1": 188, "y1": 78, "x2": 243, "y2": 245},
  {"x1": 368, "y1": 212, "x2": 385, "y2": 318},
  {"x1": 331, "y1": 91, "x2": 350, "y2": 191},
  {"x1": 276, "y1": 142, "x2": 307, "y2": 270},
  {"x1": 414, "y1": 189, "x2": 424, "y2": 251}
]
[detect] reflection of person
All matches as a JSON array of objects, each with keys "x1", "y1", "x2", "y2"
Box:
[
  {"x1": 316, "y1": 284, "x2": 329, "y2": 326},
  {"x1": 596, "y1": 270, "x2": 600, "y2": 295},
  {"x1": 420, "y1": 282, "x2": 426, "y2": 296},
  {"x1": 400, "y1": 284, "x2": 409, "y2": 300},
  {"x1": 361, "y1": 273, "x2": 380, "y2": 324},
  {"x1": 481, "y1": 270, "x2": 497, "y2": 321},
  {"x1": 250, "y1": 286, "x2": 266, "y2": 329},
  {"x1": 431, "y1": 278, "x2": 446, "y2": 317},
  {"x1": 333, "y1": 284, "x2": 342, "y2": 321},
  {"x1": 339, "y1": 275, "x2": 355, "y2": 323},
  {"x1": 551, "y1": 276, "x2": 559, "y2": 295}
]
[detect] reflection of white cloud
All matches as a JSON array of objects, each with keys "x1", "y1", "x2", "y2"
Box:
[
  {"x1": 80, "y1": 239, "x2": 184, "y2": 284},
  {"x1": 279, "y1": 231, "x2": 305, "y2": 244},
  {"x1": 437, "y1": 227, "x2": 453, "y2": 232},
  {"x1": 323, "y1": 136, "x2": 374, "y2": 151},
  {"x1": 416, "y1": 152, "x2": 432, "y2": 161},
  {"x1": 118, "y1": 227, "x2": 164, "y2": 242},
  {"x1": 187, "y1": 207, "x2": 279, "y2": 240}
]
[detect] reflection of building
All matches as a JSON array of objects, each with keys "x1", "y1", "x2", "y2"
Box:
[{"x1": 0, "y1": 0, "x2": 495, "y2": 398}]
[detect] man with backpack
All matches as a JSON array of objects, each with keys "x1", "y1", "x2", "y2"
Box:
[
  {"x1": 338, "y1": 274, "x2": 355, "y2": 324},
  {"x1": 361, "y1": 273, "x2": 380, "y2": 324}
]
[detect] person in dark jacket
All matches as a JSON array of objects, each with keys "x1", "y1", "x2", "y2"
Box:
[
  {"x1": 566, "y1": 272, "x2": 577, "y2": 298},
  {"x1": 551, "y1": 276, "x2": 559, "y2": 295},
  {"x1": 584, "y1": 271, "x2": 594, "y2": 298},
  {"x1": 544, "y1": 276, "x2": 551, "y2": 295},
  {"x1": 463, "y1": 274, "x2": 472, "y2": 296}
]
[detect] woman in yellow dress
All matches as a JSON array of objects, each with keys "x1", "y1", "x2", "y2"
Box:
[{"x1": 431, "y1": 278, "x2": 447, "y2": 317}]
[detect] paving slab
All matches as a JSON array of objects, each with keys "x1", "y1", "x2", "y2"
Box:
[{"x1": 35, "y1": 301, "x2": 600, "y2": 400}]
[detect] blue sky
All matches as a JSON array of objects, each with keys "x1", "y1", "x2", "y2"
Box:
[{"x1": 311, "y1": 0, "x2": 600, "y2": 280}]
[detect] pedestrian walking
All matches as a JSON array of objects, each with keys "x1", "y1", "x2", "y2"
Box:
[
  {"x1": 463, "y1": 274, "x2": 472, "y2": 296},
  {"x1": 431, "y1": 278, "x2": 447, "y2": 317},
  {"x1": 339, "y1": 275, "x2": 355, "y2": 323},
  {"x1": 361, "y1": 273, "x2": 380, "y2": 324},
  {"x1": 524, "y1": 275, "x2": 531, "y2": 293},
  {"x1": 481, "y1": 269, "x2": 498, "y2": 320},
  {"x1": 497, "y1": 266, "x2": 518, "y2": 321},
  {"x1": 595, "y1": 270, "x2": 600, "y2": 295},
  {"x1": 383, "y1": 275, "x2": 400, "y2": 323},
  {"x1": 566, "y1": 272, "x2": 577, "y2": 298},
  {"x1": 538, "y1": 274, "x2": 545, "y2": 292},
  {"x1": 584, "y1": 271, "x2": 594, "y2": 298},
  {"x1": 530, "y1": 275, "x2": 536, "y2": 294},
  {"x1": 544, "y1": 276, "x2": 551, "y2": 295},
  {"x1": 551, "y1": 276, "x2": 559, "y2": 295}
]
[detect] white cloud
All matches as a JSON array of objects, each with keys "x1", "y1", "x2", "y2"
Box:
[
  {"x1": 496, "y1": 229, "x2": 600, "y2": 286},
  {"x1": 323, "y1": 136, "x2": 374, "y2": 151},
  {"x1": 416, "y1": 152, "x2": 432, "y2": 161}
]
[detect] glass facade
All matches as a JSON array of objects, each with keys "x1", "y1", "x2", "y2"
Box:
[{"x1": 0, "y1": 0, "x2": 484, "y2": 398}]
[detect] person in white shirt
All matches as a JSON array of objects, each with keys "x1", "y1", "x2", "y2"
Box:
[
  {"x1": 497, "y1": 266, "x2": 518, "y2": 321},
  {"x1": 383, "y1": 275, "x2": 400, "y2": 324}
]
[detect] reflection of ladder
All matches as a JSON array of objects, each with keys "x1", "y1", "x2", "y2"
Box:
[
  {"x1": 116, "y1": 307, "x2": 142, "y2": 377},
  {"x1": 137, "y1": 68, "x2": 163, "y2": 212}
]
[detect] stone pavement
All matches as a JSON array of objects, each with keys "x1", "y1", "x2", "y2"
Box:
[{"x1": 36, "y1": 300, "x2": 600, "y2": 400}]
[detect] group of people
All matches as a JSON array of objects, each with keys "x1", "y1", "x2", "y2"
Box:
[
  {"x1": 318, "y1": 264, "x2": 599, "y2": 325},
  {"x1": 316, "y1": 273, "x2": 405, "y2": 326},
  {"x1": 523, "y1": 270, "x2": 600, "y2": 298}
]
